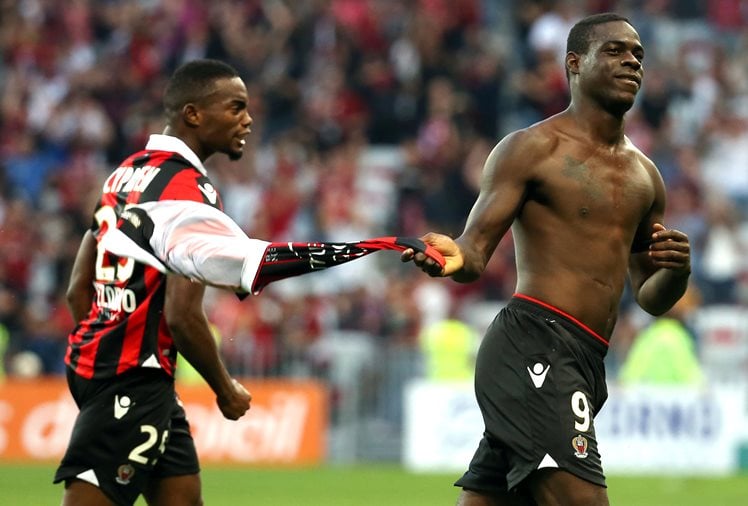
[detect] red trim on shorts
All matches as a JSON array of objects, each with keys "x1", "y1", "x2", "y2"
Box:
[{"x1": 513, "y1": 293, "x2": 610, "y2": 347}]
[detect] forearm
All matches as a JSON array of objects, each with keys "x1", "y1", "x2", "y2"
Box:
[
  {"x1": 170, "y1": 315, "x2": 234, "y2": 397},
  {"x1": 636, "y1": 268, "x2": 690, "y2": 316}
]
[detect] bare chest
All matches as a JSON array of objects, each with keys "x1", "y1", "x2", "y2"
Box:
[{"x1": 533, "y1": 151, "x2": 654, "y2": 225}]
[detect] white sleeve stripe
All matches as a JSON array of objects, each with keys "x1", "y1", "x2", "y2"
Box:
[
  {"x1": 119, "y1": 200, "x2": 269, "y2": 292},
  {"x1": 243, "y1": 242, "x2": 269, "y2": 295}
]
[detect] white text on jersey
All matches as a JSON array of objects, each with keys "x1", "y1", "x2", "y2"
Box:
[
  {"x1": 95, "y1": 282, "x2": 137, "y2": 313},
  {"x1": 103, "y1": 166, "x2": 161, "y2": 194}
]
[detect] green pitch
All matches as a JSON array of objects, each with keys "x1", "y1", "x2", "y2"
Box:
[{"x1": 1, "y1": 462, "x2": 746, "y2": 505}]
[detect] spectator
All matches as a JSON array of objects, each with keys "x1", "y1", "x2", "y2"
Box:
[
  {"x1": 619, "y1": 285, "x2": 705, "y2": 385},
  {"x1": 0, "y1": 0, "x2": 746, "y2": 393}
]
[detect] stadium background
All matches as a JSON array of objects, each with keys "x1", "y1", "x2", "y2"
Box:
[{"x1": 1, "y1": 0, "x2": 748, "y2": 503}]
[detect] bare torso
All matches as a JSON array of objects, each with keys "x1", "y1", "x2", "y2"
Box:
[{"x1": 511, "y1": 115, "x2": 658, "y2": 338}]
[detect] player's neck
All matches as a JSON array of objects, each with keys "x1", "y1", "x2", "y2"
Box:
[
  {"x1": 161, "y1": 126, "x2": 211, "y2": 162},
  {"x1": 565, "y1": 102, "x2": 626, "y2": 146}
]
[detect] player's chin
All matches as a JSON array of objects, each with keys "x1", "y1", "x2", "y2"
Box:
[
  {"x1": 624, "y1": 91, "x2": 638, "y2": 103},
  {"x1": 227, "y1": 147, "x2": 244, "y2": 161},
  {"x1": 608, "y1": 95, "x2": 636, "y2": 115}
]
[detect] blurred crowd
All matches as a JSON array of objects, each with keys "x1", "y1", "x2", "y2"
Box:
[{"x1": 1, "y1": 0, "x2": 748, "y2": 381}]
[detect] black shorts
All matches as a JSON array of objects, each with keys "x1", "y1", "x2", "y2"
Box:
[
  {"x1": 54, "y1": 368, "x2": 199, "y2": 506},
  {"x1": 455, "y1": 295, "x2": 609, "y2": 495}
]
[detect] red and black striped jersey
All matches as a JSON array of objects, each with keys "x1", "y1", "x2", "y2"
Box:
[
  {"x1": 66, "y1": 135, "x2": 223, "y2": 380},
  {"x1": 68, "y1": 136, "x2": 447, "y2": 380}
]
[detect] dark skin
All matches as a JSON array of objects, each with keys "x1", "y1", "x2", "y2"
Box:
[
  {"x1": 63, "y1": 76, "x2": 254, "y2": 506},
  {"x1": 403, "y1": 21, "x2": 690, "y2": 506}
]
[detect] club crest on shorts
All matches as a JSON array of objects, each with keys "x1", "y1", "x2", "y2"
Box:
[
  {"x1": 115, "y1": 464, "x2": 135, "y2": 485},
  {"x1": 572, "y1": 434, "x2": 588, "y2": 459}
]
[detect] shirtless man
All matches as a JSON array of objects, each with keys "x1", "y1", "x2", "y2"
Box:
[{"x1": 402, "y1": 13, "x2": 691, "y2": 506}]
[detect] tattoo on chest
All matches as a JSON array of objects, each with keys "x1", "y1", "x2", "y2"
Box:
[{"x1": 562, "y1": 155, "x2": 604, "y2": 201}]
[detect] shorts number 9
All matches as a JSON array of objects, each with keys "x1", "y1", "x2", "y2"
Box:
[{"x1": 571, "y1": 391, "x2": 590, "y2": 432}]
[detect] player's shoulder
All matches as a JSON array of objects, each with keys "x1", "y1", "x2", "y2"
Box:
[
  {"x1": 134, "y1": 150, "x2": 221, "y2": 207},
  {"x1": 622, "y1": 136, "x2": 653, "y2": 161},
  {"x1": 622, "y1": 136, "x2": 659, "y2": 173},
  {"x1": 143, "y1": 149, "x2": 200, "y2": 173},
  {"x1": 115, "y1": 149, "x2": 201, "y2": 178},
  {"x1": 490, "y1": 117, "x2": 562, "y2": 164},
  {"x1": 137, "y1": 150, "x2": 214, "y2": 189}
]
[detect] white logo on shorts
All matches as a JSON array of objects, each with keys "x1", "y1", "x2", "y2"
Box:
[
  {"x1": 527, "y1": 362, "x2": 550, "y2": 388},
  {"x1": 114, "y1": 395, "x2": 132, "y2": 420}
]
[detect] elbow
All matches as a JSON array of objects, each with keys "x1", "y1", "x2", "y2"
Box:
[
  {"x1": 165, "y1": 307, "x2": 189, "y2": 338},
  {"x1": 452, "y1": 269, "x2": 481, "y2": 283},
  {"x1": 65, "y1": 287, "x2": 77, "y2": 314},
  {"x1": 66, "y1": 284, "x2": 92, "y2": 322},
  {"x1": 635, "y1": 293, "x2": 672, "y2": 317},
  {"x1": 165, "y1": 314, "x2": 189, "y2": 340},
  {"x1": 165, "y1": 309, "x2": 205, "y2": 345},
  {"x1": 642, "y1": 305, "x2": 669, "y2": 317}
]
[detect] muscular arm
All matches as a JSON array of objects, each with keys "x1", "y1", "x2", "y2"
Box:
[
  {"x1": 407, "y1": 130, "x2": 533, "y2": 281},
  {"x1": 453, "y1": 133, "x2": 531, "y2": 281},
  {"x1": 628, "y1": 161, "x2": 691, "y2": 315},
  {"x1": 66, "y1": 231, "x2": 97, "y2": 322},
  {"x1": 164, "y1": 276, "x2": 250, "y2": 420}
]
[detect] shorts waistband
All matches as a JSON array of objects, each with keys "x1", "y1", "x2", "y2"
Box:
[{"x1": 509, "y1": 293, "x2": 609, "y2": 354}]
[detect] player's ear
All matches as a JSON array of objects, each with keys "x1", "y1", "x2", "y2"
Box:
[
  {"x1": 182, "y1": 103, "x2": 200, "y2": 128},
  {"x1": 566, "y1": 51, "x2": 581, "y2": 77}
]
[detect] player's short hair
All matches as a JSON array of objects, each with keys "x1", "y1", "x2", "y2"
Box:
[
  {"x1": 163, "y1": 59, "x2": 240, "y2": 117},
  {"x1": 566, "y1": 12, "x2": 631, "y2": 55}
]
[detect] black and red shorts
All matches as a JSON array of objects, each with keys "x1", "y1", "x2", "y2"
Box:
[
  {"x1": 455, "y1": 295, "x2": 609, "y2": 495},
  {"x1": 54, "y1": 368, "x2": 199, "y2": 505}
]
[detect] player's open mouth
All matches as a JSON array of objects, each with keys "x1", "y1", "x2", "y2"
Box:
[{"x1": 236, "y1": 131, "x2": 250, "y2": 146}]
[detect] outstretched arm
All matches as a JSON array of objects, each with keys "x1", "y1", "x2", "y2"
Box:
[
  {"x1": 402, "y1": 130, "x2": 533, "y2": 281},
  {"x1": 102, "y1": 201, "x2": 443, "y2": 294},
  {"x1": 99, "y1": 200, "x2": 270, "y2": 293}
]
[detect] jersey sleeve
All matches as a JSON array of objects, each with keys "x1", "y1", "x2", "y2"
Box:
[
  {"x1": 98, "y1": 183, "x2": 446, "y2": 295},
  {"x1": 100, "y1": 200, "x2": 269, "y2": 293}
]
